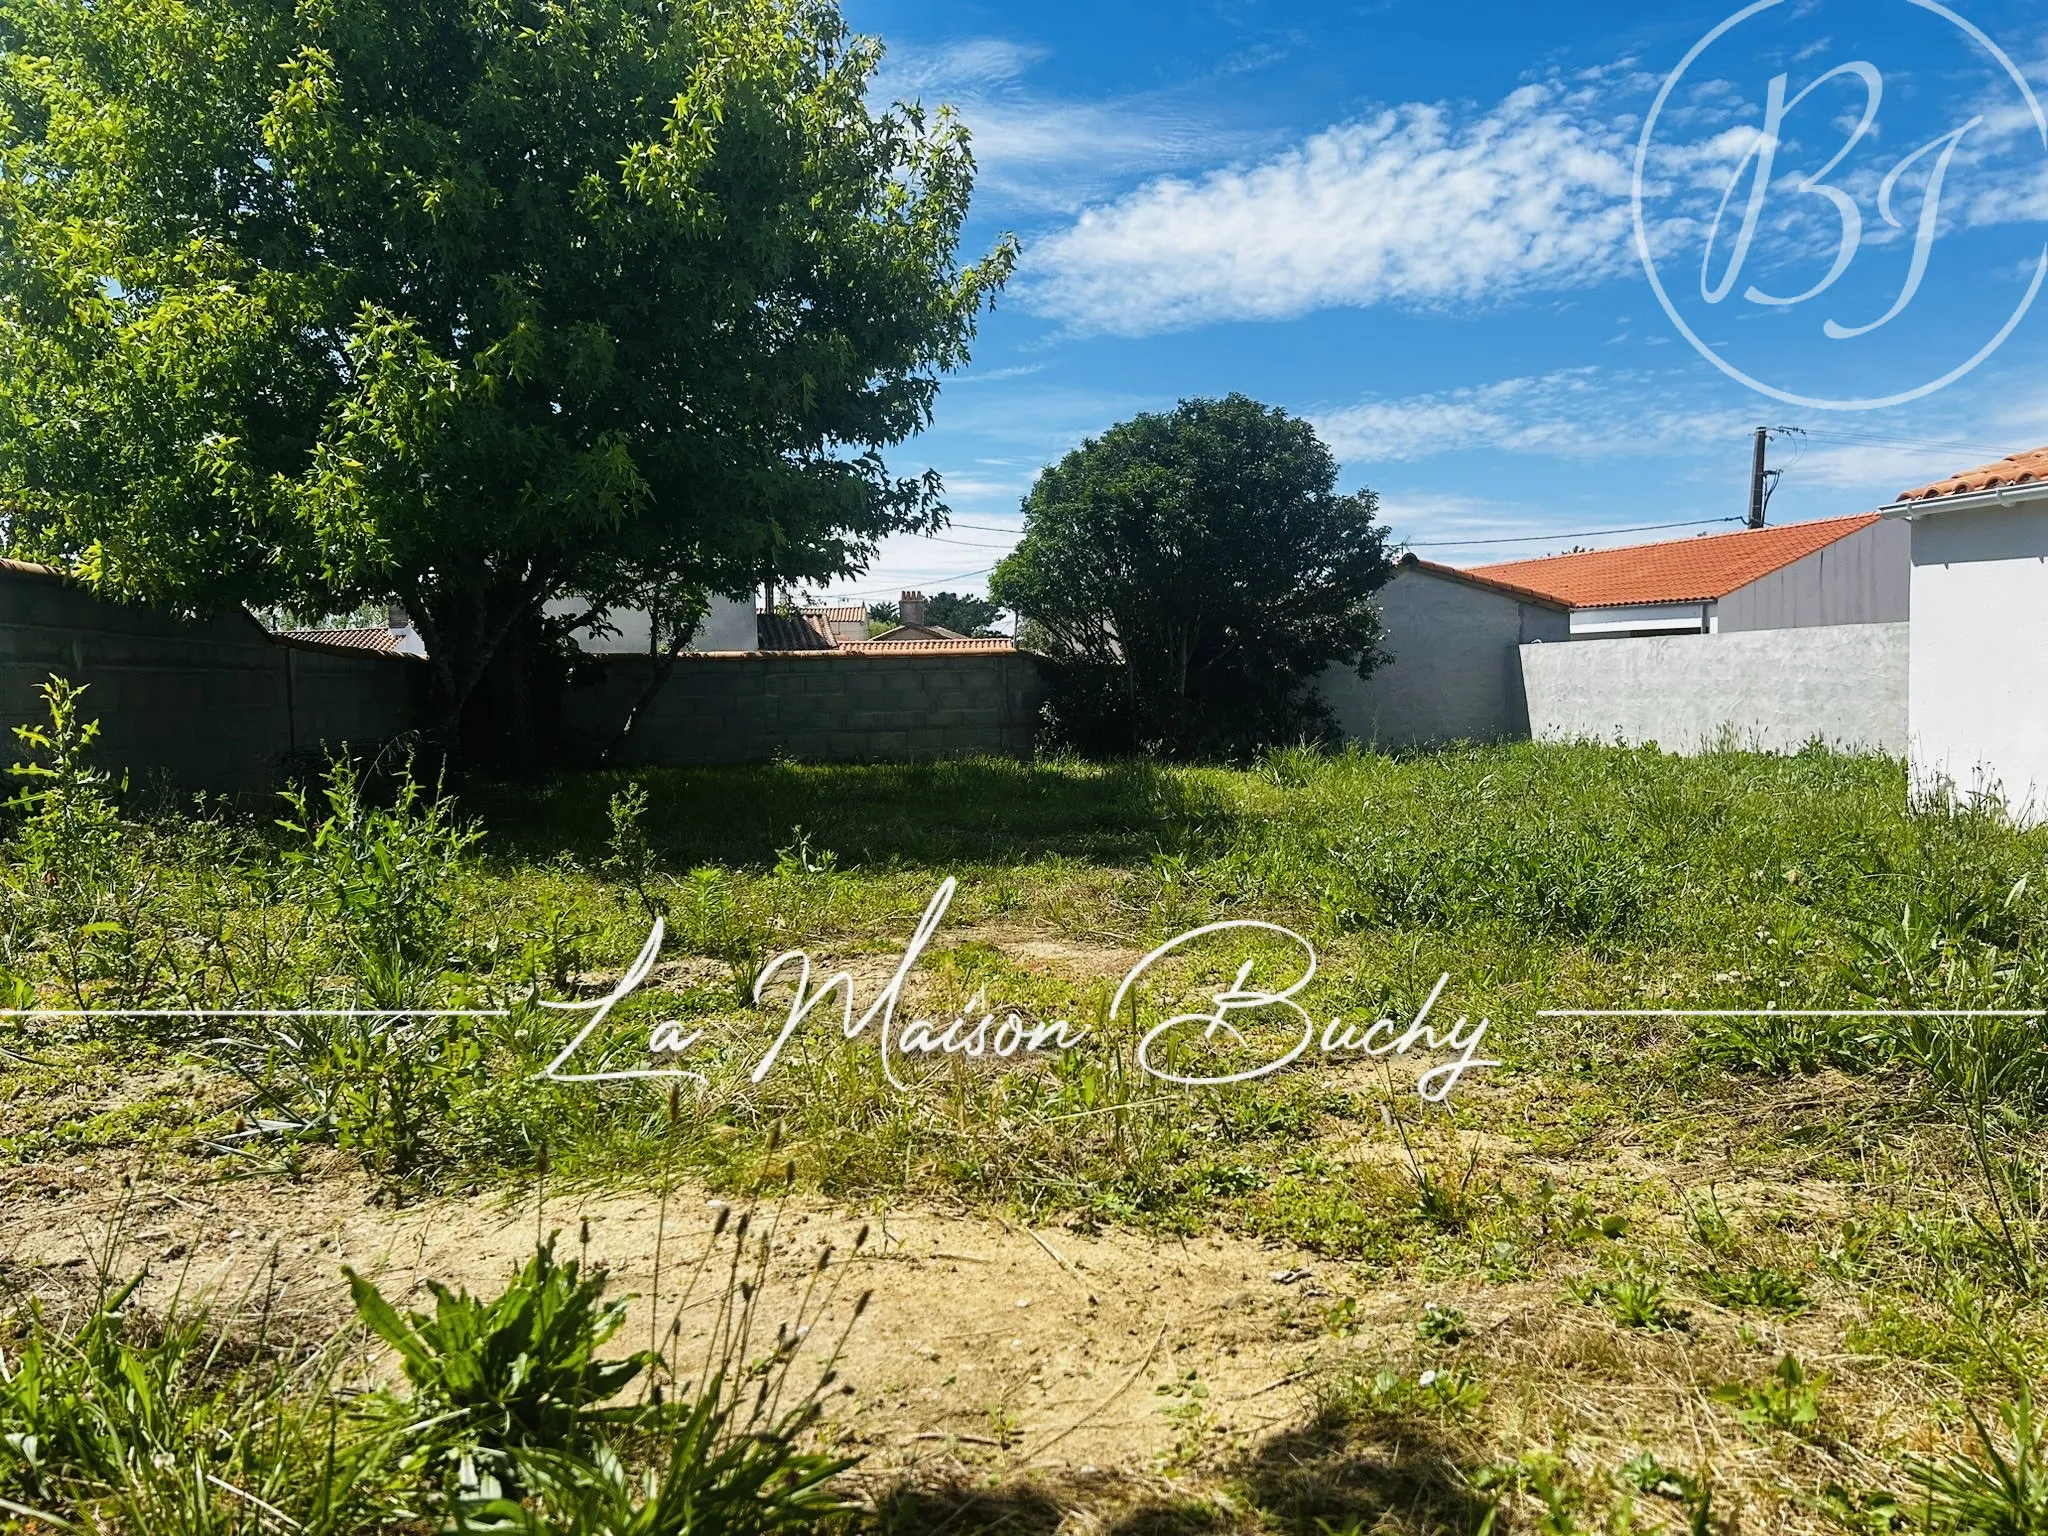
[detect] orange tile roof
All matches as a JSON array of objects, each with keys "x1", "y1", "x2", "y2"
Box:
[
  {"x1": 1399, "y1": 554, "x2": 1571, "y2": 608},
  {"x1": 840, "y1": 637, "x2": 1017, "y2": 655},
  {"x1": 1465, "y1": 514, "x2": 1881, "y2": 609},
  {"x1": 1896, "y1": 445, "x2": 2048, "y2": 502},
  {"x1": 276, "y1": 626, "x2": 414, "y2": 655}
]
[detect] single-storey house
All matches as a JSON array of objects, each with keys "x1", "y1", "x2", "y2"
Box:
[
  {"x1": 755, "y1": 589, "x2": 1016, "y2": 656},
  {"x1": 1881, "y1": 445, "x2": 2048, "y2": 820},
  {"x1": 1318, "y1": 557, "x2": 1569, "y2": 746},
  {"x1": 1326, "y1": 512, "x2": 1909, "y2": 750}
]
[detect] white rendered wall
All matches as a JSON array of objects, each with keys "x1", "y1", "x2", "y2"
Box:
[
  {"x1": 689, "y1": 595, "x2": 758, "y2": 652},
  {"x1": 1906, "y1": 503, "x2": 2048, "y2": 821},
  {"x1": 1319, "y1": 565, "x2": 1568, "y2": 747},
  {"x1": 547, "y1": 595, "x2": 758, "y2": 654},
  {"x1": 1521, "y1": 623, "x2": 1908, "y2": 756}
]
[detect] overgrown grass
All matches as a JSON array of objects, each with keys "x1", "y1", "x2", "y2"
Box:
[
  {"x1": 8, "y1": 684, "x2": 2048, "y2": 1531},
  {"x1": 0, "y1": 1195, "x2": 865, "y2": 1534}
]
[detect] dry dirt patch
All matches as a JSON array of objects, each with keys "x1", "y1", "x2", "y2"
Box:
[{"x1": 0, "y1": 1158, "x2": 1395, "y2": 1477}]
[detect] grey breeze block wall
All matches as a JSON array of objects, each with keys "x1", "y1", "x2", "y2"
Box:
[
  {"x1": 1520, "y1": 622, "x2": 1909, "y2": 757},
  {"x1": 0, "y1": 562, "x2": 421, "y2": 794},
  {"x1": 560, "y1": 649, "x2": 1048, "y2": 766},
  {"x1": 1318, "y1": 562, "x2": 1572, "y2": 748}
]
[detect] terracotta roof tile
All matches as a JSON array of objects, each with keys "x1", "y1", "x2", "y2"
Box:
[
  {"x1": 840, "y1": 637, "x2": 1018, "y2": 655},
  {"x1": 1398, "y1": 554, "x2": 1572, "y2": 608},
  {"x1": 277, "y1": 626, "x2": 411, "y2": 655},
  {"x1": 1896, "y1": 445, "x2": 2048, "y2": 502},
  {"x1": 1463, "y1": 514, "x2": 1881, "y2": 609},
  {"x1": 756, "y1": 612, "x2": 835, "y2": 650}
]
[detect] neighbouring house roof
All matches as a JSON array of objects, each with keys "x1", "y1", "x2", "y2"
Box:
[
  {"x1": 754, "y1": 608, "x2": 1015, "y2": 654},
  {"x1": 1463, "y1": 514, "x2": 1882, "y2": 609},
  {"x1": 275, "y1": 626, "x2": 424, "y2": 658},
  {"x1": 865, "y1": 622, "x2": 970, "y2": 643},
  {"x1": 756, "y1": 611, "x2": 836, "y2": 650},
  {"x1": 806, "y1": 603, "x2": 871, "y2": 645},
  {"x1": 0, "y1": 556, "x2": 61, "y2": 578},
  {"x1": 1892, "y1": 445, "x2": 2048, "y2": 504},
  {"x1": 840, "y1": 636, "x2": 1019, "y2": 655},
  {"x1": 1396, "y1": 553, "x2": 1572, "y2": 609}
]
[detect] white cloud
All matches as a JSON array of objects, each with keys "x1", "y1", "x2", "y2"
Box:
[
  {"x1": 1313, "y1": 369, "x2": 1752, "y2": 463},
  {"x1": 875, "y1": 37, "x2": 1246, "y2": 214},
  {"x1": 1025, "y1": 82, "x2": 1637, "y2": 336}
]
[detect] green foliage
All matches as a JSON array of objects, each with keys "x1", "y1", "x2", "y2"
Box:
[
  {"x1": 602, "y1": 780, "x2": 666, "y2": 921},
  {"x1": 0, "y1": 0, "x2": 1014, "y2": 736},
  {"x1": 0, "y1": 1222, "x2": 861, "y2": 1534},
  {"x1": 1313, "y1": 1364, "x2": 1485, "y2": 1425},
  {"x1": 1417, "y1": 1303, "x2": 1470, "y2": 1346},
  {"x1": 347, "y1": 1237, "x2": 651, "y2": 1490},
  {"x1": 1696, "y1": 1264, "x2": 1809, "y2": 1313},
  {"x1": 990, "y1": 394, "x2": 1392, "y2": 758},
  {"x1": 2, "y1": 676, "x2": 134, "y2": 1001},
  {"x1": 1903, "y1": 1389, "x2": 2048, "y2": 1535},
  {"x1": 280, "y1": 752, "x2": 482, "y2": 1008},
  {"x1": 1569, "y1": 1264, "x2": 1683, "y2": 1330},
  {"x1": 220, "y1": 1006, "x2": 490, "y2": 1177},
  {"x1": 866, "y1": 591, "x2": 1003, "y2": 636},
  {"x1": 921, "y1": 591, "x2": 1004, "y2": 637},
  {"x1": 0, "y1": 1273, "x2": 413, "y2": 1533},
  {"x1": 1712, "y1": 1354, "x2": 1822, "y2": 1436}
]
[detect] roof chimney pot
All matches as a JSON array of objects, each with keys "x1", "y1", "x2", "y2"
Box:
[{"x1": 899, "y1": 590, "x2": 926, "y2": 628}]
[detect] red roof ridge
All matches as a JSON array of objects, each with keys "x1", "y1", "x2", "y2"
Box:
[
  {"x1": 840, "y1": 637, "x2": 1018, "y2": 655},
  {"x1": 1895, "y1": 445, "x2": 2048, "y2": 502},
  {"x1": 1463, "y1": 513, "x2": 1881, "y2": 609}
]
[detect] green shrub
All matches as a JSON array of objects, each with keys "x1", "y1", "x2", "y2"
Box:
[{"x1": 281, "y1": 752, "x2": 482, "y2": 1009}]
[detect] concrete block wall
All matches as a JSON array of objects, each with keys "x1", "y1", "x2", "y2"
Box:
[
  {"x1": 0, "y1": 562, "x2": 421, "y2": 794},
  {"x1": 560, "y1": 650, "x2": 1047, "y2": 766},
  {"x1": 1519, "y1": 622, "x2": 1908, "y2": 757}
]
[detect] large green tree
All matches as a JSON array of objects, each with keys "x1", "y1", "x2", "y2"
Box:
[
  {"x1": 0, "y1": 0, "x2": 1012, "y2": 760},
  {"x1": 991, "y1": 395, "x2": 1392, "y2": 758}
]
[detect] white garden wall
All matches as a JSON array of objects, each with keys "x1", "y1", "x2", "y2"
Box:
[{"x1": 1519, "y1": 623, "x2": 1908, "y2": 757}]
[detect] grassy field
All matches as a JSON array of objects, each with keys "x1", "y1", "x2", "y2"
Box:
[{"x1": 2, "y1": 700, "x2": 2046, "y2": 1533}]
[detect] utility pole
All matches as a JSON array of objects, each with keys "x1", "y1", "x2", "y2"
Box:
[{"x1": 1748, "y1": 427, "x2": 1769, "y2": 529}]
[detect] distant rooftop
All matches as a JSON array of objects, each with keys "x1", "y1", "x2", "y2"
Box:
[
  {"x1": 1895, "y1": 445, "x2": 2048, "y2": 503},
  {"x1": 1460, "y1": 514, "x2": 1883, "y2": 610}
]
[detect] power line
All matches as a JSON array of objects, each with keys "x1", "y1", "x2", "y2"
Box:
[
  {"x1": 1409, "y1": 515, "x2": 1744, "y2": 550},
  {"x1": 813, "y1": 563, "x2": 1004, "y2": 602},
  {"x1": 1794, "y1": 429, "x2": 2010, "y2": 460}
]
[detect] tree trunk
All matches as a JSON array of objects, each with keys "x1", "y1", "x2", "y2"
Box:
[{"x1": 413, "y1": 571, "x2": 558, "y2": 777}]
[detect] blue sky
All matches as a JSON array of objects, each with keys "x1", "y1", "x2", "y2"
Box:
[{"x1": 821, "y1": 0, "x2": 2048, "y2": 606}]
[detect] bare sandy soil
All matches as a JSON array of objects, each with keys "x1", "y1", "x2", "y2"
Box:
[{"x1": 0, "y1": 1150, "x2": 1388, "y2": 1478}]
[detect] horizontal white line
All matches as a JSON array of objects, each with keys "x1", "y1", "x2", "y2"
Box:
[
  {"x1": 0, "y1": 1008, "x2": 512, "y2": 1018},
  {"x1": 1540, "y1": 1009, "x2": 2044, "y2": 1018}
]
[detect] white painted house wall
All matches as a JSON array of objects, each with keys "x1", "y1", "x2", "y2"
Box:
[
  {"x1": 544, "y1": 594, "x2": 758, "y2": 654},
  {"x1": 1894, "y1": 498, "x2": 2048, "y2": 821},
  {"x1": 690, "y1": 595, "x2": 758, "y2": 652},
  {"x1": 1320, "y1": 562, "x2": 1569, "y2": 747}
]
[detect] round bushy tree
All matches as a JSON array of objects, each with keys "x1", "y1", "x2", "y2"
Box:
[
  {"x1": 991, "y1": 395, "x2": 1391, "y2": 758},
  {"x1": 0, "y1": 0, "x2": 1013, "y2": 762}
]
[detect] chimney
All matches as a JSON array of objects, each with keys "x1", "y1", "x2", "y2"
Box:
[
  {"x1": 899, "y1": 590, "x2": 926, "y2": 628},
  {"x1": 387, "y1": 602, "x2": 411, "y2": 632}
]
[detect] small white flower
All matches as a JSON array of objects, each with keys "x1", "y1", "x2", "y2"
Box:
[{"x1": 1418, "y1": 1369, "x2": 1439, "y2": 1388}]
